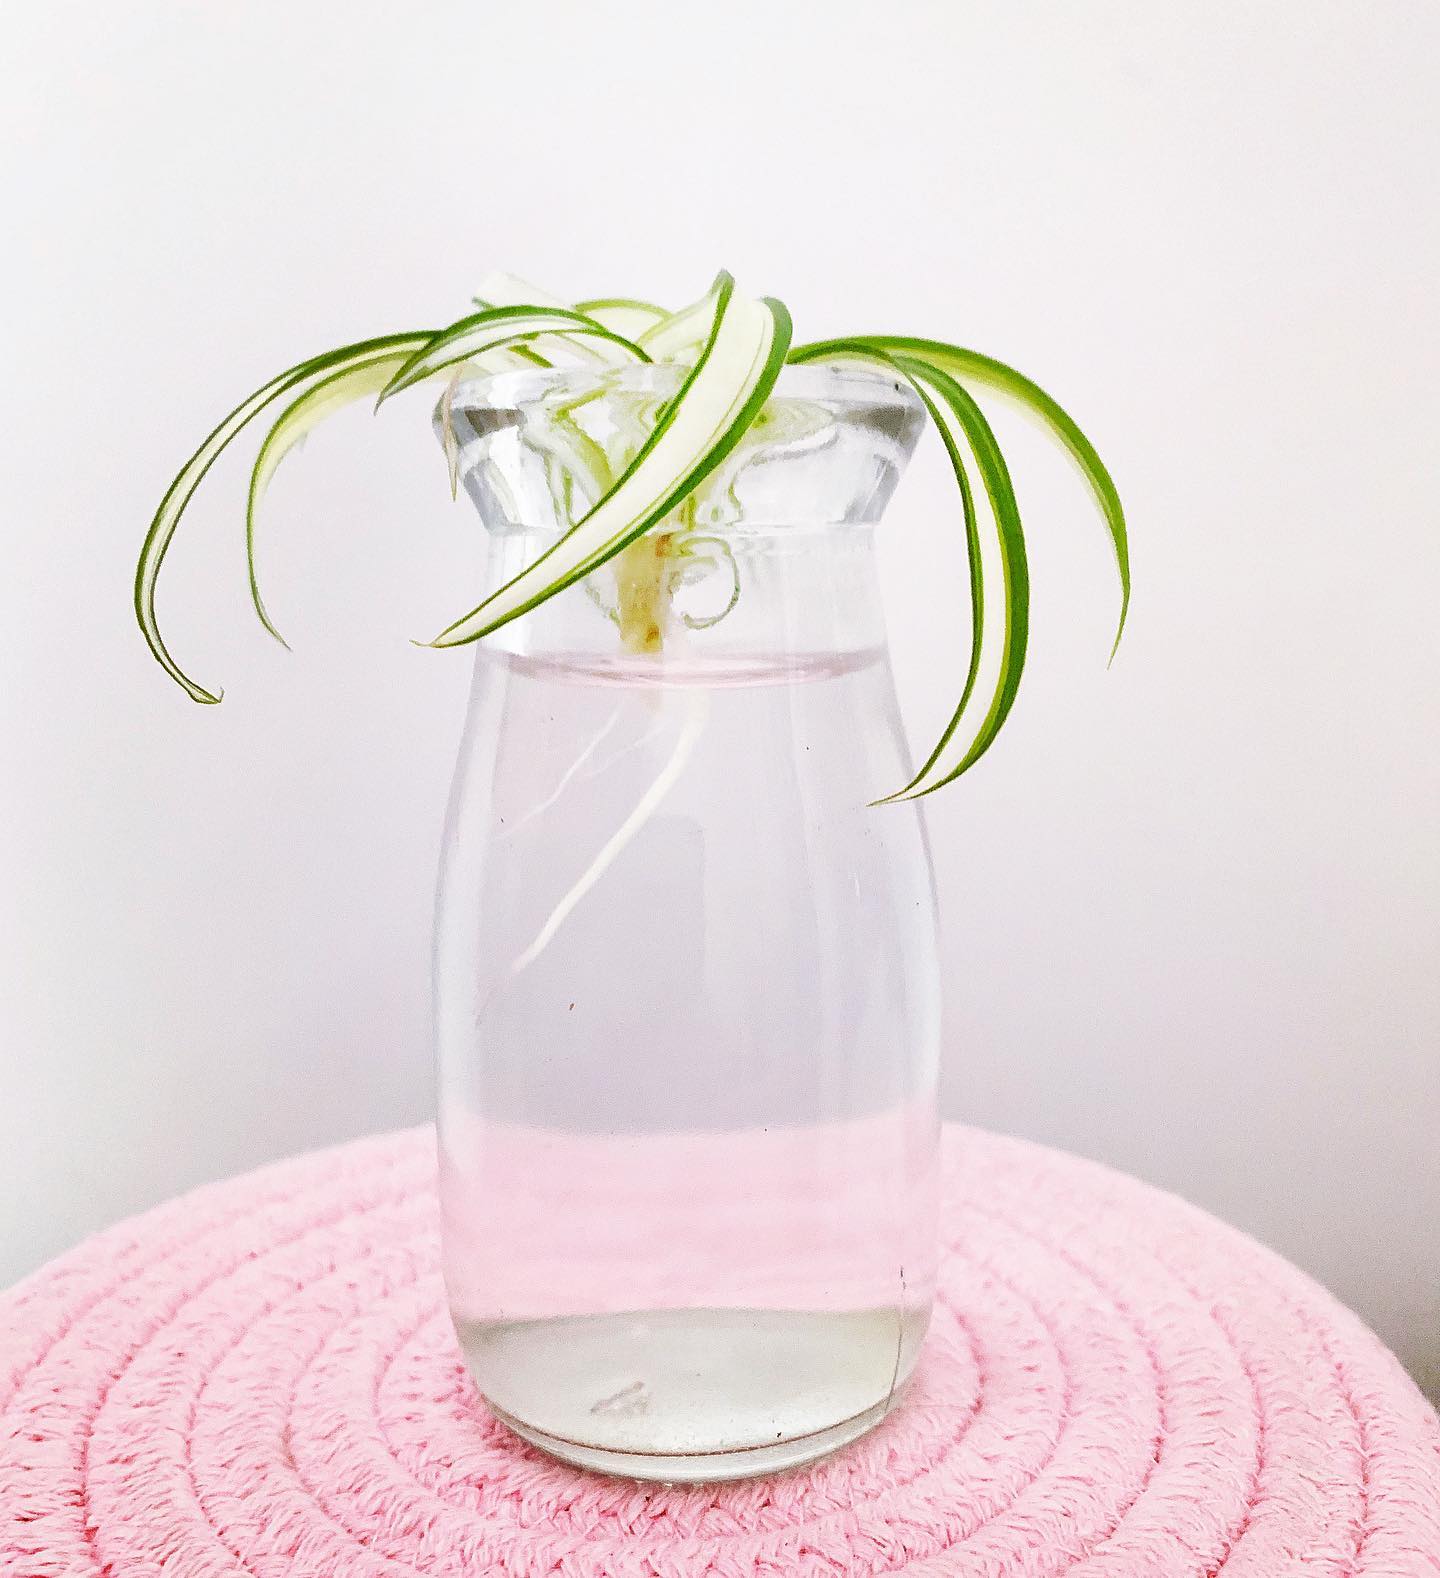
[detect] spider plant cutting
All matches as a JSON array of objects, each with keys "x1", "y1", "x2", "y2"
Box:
[
  {"x1": 136, "y1": 269, "x2": 1128, "y2": 800},
  {"x1": 135, "y1": 268, "x2": 1132, "y2": 1479}
]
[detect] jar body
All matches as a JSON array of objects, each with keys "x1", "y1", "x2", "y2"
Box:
[{"x1": 434, "y1": 368, "x2": 941, "y2": 1480}]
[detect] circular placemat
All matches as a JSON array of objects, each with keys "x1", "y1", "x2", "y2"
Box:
[{"x1": 2, "y1": 1126, "x2": 1437, "y2": 1575}]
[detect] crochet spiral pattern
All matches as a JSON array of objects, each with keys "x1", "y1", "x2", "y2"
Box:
[{"x1": 2, "y1": 1126, "x2": 1437, "y2": 1576}]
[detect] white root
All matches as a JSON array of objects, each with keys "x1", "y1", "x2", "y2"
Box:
[
  {"x1": 509, "y1": 690, "x2": 708, "y2": 977},
  {"x1": 498, "y1": 704, "x2": 625, "y2": 844}
]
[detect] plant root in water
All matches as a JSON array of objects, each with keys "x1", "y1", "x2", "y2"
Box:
[{"x1": 508, "y1": 688, "x2": 708, "y2": 976}]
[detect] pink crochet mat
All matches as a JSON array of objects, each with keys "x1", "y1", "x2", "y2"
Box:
[{"x1": 3, "y1": 1127, "x2": 1437, "y2": 1576}]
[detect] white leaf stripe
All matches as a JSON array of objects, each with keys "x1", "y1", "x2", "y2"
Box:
[
  {"x1": 382, "y1": 307, "x2": 649, "y2": 399},
  {"x1": 246, "y1": 352, "x2": 418, "y2": 646},
  {"x1": 575, "y1": 298, "x2": 670, "y2": 339},
  {"x1": 637, "y1": 287, "x2": 721, "y2": 361},
  {"x1": 474, "y1": 273, "x2": 614, "y2": 366}
]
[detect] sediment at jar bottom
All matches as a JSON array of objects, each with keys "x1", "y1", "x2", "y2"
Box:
[{"x1": 458, "y1": 1303, "x2": 932, "y2": 1479}]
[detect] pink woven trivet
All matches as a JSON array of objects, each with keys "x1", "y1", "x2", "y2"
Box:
[{"x1": 2, "y1": 1127, "x2": 1437, "y2": 1576}]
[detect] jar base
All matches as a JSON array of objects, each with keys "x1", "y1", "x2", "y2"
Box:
[
  {"x1": 459, "y1": 1303, "x2": 928, "y2": 1482},
  {"x1": 486, "y1": 1390, "x2": 902, "y2": 1483}
]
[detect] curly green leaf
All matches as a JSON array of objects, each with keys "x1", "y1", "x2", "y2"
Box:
[
  {"x1": 135, "y1": 332, "x2": 433, "y2": 703},
  {"x1": 789, "y1": 340, "x2": 1026, "y2": 799},
  {"x1": 793, "y1": 334, "x2": 1127, "y2": 657},
  {"x1": 246, "y1": 351, "x2": 421, "y2": 646}
]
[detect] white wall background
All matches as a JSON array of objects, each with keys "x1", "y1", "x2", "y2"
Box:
[{"x1": 2, "y1": 2, "x2": 1436, "y2": 1398}]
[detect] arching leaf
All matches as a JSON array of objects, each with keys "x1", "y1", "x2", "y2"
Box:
[{"x1": 136, "y1": 332, "x2": 433, "y2": 702}]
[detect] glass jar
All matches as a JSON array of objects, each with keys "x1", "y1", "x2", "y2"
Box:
[{"x1": 433, "y1": 363, "x2": 941, "y2": 1481}]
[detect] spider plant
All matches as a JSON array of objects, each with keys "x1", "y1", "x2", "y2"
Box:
[{"x1": 136, "y1": 269, "x2": 1128, "y2": 801}]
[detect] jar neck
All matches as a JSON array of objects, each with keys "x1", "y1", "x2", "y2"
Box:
[
  {"x1": 443, "y1": 363, "x2": 924, "y2": 678},
  {"x1": 476, "y1": 523, "x2": 889, "y2": 677}
]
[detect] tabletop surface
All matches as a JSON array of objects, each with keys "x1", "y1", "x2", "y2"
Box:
[{"x1": 2, "y1": 1124, "x2": 1437, "y2": 1577}]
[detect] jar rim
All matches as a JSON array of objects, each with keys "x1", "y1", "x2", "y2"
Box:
[{"x1": 444, "y1": 360, "x2": 923, "y2": 416}]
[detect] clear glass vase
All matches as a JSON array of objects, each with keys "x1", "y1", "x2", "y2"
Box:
[{"x1": 434, "y1": 363, "x2": 941, "y2": 1481}]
